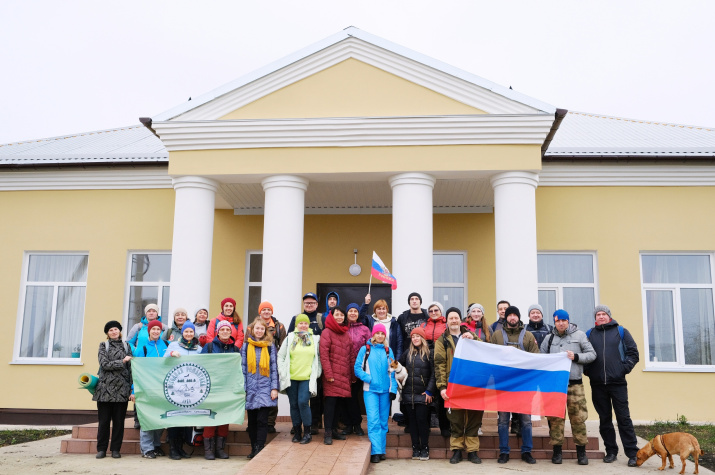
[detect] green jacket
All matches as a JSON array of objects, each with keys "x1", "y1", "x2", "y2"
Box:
[
  {"x1": 490, "y1": 321, "x2": 540, "y2": 354},
  {"x1": 434, "y1": 327, "x2": 475, "y2": 391}
]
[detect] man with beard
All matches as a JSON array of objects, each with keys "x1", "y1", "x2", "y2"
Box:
[{"x1": 490, "y1": 306, "x2": 540, "y2": 465}]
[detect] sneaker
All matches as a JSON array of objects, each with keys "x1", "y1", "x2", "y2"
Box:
[
  {"x1": 412, "y1": 448, "x2": 420, "y2": 460},
  {"x1": 498, "y1": 453, "x2": 510, "y2": 464},
  {"x1": 154, "y1": 447, "x2": 166, "y2": 456},
  {"x1": 628, "y1": 457, "x2": 637, "y2": 467},
  {"x1": 603, "y1": 453, "x2": 617, "y2": 463},
  {"x1": 467, "y1": 451, "x2": 481, "y2": 464},
  {"x1": 420, "y1": 448, "x2": 430, "y2": 461},
  {"x1": 142, "y1": 450, "x2": 156, "y2": 459},
  {"x1": 521, "y1": 452, "x2": 536, "y2": 464}
]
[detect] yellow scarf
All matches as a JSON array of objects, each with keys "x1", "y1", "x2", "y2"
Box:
[{"x1": 247, "y1": 339, "x2": 271, "y2": 377}]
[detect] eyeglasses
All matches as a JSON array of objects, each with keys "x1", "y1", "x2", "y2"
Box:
[
  {"x1": 304, "y1": 301, "x2": 318, "y2": 306},
  {"x1": 428, "y1": 309, "x2": 440, "y2": 314}
]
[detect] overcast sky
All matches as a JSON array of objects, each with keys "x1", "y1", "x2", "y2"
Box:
[{"x1": 1, "y1": 0, "x2": 713, "y2": 144}]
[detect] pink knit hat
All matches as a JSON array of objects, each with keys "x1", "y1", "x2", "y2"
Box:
[{"x1": 372, "y1": 323, "x2": 387, "y2": 337}]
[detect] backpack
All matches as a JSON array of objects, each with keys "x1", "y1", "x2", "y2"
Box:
[
  {"x1": 362, "y1": 341, "x2": 390, "y2": 371},
  {"x1": 586, "y1": 326, "x2": 626, "y2": 362},
  {"x1": 185, "y1": 426, "x2": 203, "y2": 447},
  {"x1": 500, "y1": 327, "x2": 526, "y2": 351}
]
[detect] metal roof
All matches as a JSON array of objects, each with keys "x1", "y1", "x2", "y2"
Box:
[
  {"x1": 0, "y1": 125, "x2": 168, "y2": 166},
  {"x1": 546, "y1": 111, "x2": 715, "y2": 158}
]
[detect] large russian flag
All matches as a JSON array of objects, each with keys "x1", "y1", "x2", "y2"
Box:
[
  {"x1": 371, "y1": 251, "x2": 397, "y2": 290},
  {"x1": 445, "y1": 339, "x2": 571, "y2": 417}
]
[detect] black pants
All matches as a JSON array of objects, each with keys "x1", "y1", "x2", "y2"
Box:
[
  {"x1": 310, "y1": 378, "x2": 323, "y2": 428},
  {"x1": 591, "y1": 383, "x2": 639, "y2": 458},
  {"x1": 346, "y1": 381, "x2": 364, "y2": 426},
  {"x1": 435, "y1": 393, "x2": 450, "y2": 432},
  {"x1": 324, "y1": 396, "x2": 348, "y2": 432},
  {"x1": 404, "y1": 403, "x2": 430, "y2": 449},
  {"x1": 96, "y1": 401, "x2": 128, "y2": 452},
  {"x1": 247, "y1": 407, "x2": 269, "y2": 448}
]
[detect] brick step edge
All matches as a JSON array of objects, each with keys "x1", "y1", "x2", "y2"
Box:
[
  {"x1": 71, "y1": 427, "x2": 276, "y2": 444},
  {"x1": 386, "y1": 435, "x2": 600, "y2": 451},
  {"x1": 387, "y1": 447, "x2": 605, "y2": 460},
  {"x1": 61, "y1": 439, "x2": 251, "y2": 456}
]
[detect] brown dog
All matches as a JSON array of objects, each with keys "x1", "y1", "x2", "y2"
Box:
[{"x1": 636, "y1": 432, "x2": 704, "y2": 474}]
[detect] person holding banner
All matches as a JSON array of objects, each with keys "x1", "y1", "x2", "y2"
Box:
[
  {"x1": 354, "y1": 323, "x2": 397, "y2": 464},
  {"x1": 200, "y1": 319, "x2": 240, "y2": 460},
  {"x1": 164, "y1": 321, "x2": 202, "y2": 460},
  {"x1": 278, "y1": 314, "x2": 322, "y2": 444},
  {"x1": 319, "y1": 306, "x2": 352, "y2": 445},
  {"x1": 133, "y1": 319, "x2": 168, "y2": 459},
  {"x1": 93, "y1": 320, "x2": 134, "y2": 459},
  {"x1": 434, "y1": 308, "x2": 481, "y2": 464},
  {"x1": 206, "y1": 297, "x2": 244, "y2": 349},
  {"x1": 241, "y1": 318, "x2": 279, "y2": 459},
  {"x1": 541, "y1": 309, "x2": 596, "y2": 465}
]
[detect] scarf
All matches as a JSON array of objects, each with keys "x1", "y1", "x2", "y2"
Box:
[
  {"x1": 291, "y1": 331, "x2": 313, "y2": 350},
  {"x1": 247, "y1": 338, "x2": 271, "y2": 377},
  {"x1": 178, "y1": 336, "x2": 198, "y2": 350},
  {"x1": 325, "y1": 312, "x2": 348, "y2": 334}
]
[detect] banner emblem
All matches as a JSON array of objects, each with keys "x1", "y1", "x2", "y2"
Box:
[{"x1": 164, "y1": 362, "x2": 211, "y2": 408}]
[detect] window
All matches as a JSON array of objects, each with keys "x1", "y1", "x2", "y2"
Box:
[
  {"x1": 245, "y1": 251, "x2": 262, "y2": 319},
  {"x1": 640, "y1": 253, "x2": 715, "y2": 370},
  {"x1": 14, "y1": 253, "x2": 88, "y2": 362},
  {"x1": 125, "y1": 253, "x2": 171, "y2": 330},
  {"x1": 433, "y1": 252, "x2": 467, "y2": 314},
  {"x1": 537, "y1": 253, "x2": 597, "y2": 331}
]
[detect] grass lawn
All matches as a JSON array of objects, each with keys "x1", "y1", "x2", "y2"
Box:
[
  {"x1": 634, "y1": 419, "x2": 714, "y2": 472},
  {"x1": 0, "y1": 429, "x2": 72, "y2": 448}
]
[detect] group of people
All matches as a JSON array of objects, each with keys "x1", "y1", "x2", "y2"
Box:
[{"x1": 92, "y1": 290, "x2": 641, "y2": 468}]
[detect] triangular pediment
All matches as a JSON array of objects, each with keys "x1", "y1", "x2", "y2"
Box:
[{"x1": 153, "y1": 27, "x2": 555, "y2": 122}]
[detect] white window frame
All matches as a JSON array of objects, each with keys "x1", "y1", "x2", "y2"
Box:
[
  {"x1": 537, "y1": 251, "x2": 599, "y2": 326},
  {"x1": 433, "y1": 251, "x2": 468, "y2": 313},
  {"x1": 244, "y1": 250, "x2": 263, "y2": 322},
  {"x1": 12, "y1": 251, "x2": 88, "y2": 365},
  {"x1": 640, "y1": 252, "x2": 715, "y2": 373},
  {"x1": 122, "y1": 251, "x2": 171, "y2": 331}
]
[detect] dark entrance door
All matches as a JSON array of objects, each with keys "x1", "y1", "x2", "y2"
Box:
[{"x1": 315, "y1": 283, "x2": 392, "y2": 316}]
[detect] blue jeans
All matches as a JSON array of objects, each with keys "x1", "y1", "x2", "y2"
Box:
[
  {"x1": 286, "y1": 379, "x2": 312, "y2": 428},
  {"x1": 139, "y1": 428, "x2": 163, "y2": 454},
  {"x1": 364, "y1": 391, "x2": 390, "y2": 455},
  {"x1": 497, "y1": 412, "x2": 532, "y2": 454}
]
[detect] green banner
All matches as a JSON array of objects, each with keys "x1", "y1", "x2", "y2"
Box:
[{"x1": 133, "y1": 354, "x2": 245, "y2": 431}]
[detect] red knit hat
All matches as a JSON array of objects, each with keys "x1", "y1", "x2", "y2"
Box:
[
  {"x1": 147, "y1": 320, "x2": 162, "y2": 333},
  {"x1": 221, "y1": 297, "x2": 236, "y2": 309},
  {"x1": 411, "y1": 327, "x2": 427, "y2": 340}
]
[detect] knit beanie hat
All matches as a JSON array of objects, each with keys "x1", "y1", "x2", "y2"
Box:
[
  {"x1": 553, "y1": 309, "x2": 570, "y2": 321},
  {"x1": 346, "y1": 303, "x2": 361, "y2": 313},
  {"x1": 408, "y1": 292, "x2": 422, "y2": 304},
  {"x1": 295, "y1": 314, "x2": 310, "y2": 325},
  {"x1": 505, "y1": 306, "x2": 521, "y2": 318},
  {"x1": 527, "y1": 304, "x2": 544, "y2": 319},
  {"x1": 181, "y1": 321, "x2": 195, "y2": 333},
  {"x1": 372, "y1": 323, "x2": 387, "y2": 336},
  {"x1": 216, "y1": 320, "x2": 232, "y2": 332},
  {"x1": 173, "y1": 307, "x2": 188, "y2": 317},
  {"x1": 104, "y1": 320, "x2": 122, "y2": 334},
  {"x1": 427, "y1": 301, "x2": 444, "y2": 315},
  {"x1": 445, "y1": 307, "x2": 462, "y2": 319},
  {"x1": 147, "y1": 320, "x2": 162, "y2": 333},
  {"x1": 258, "y1": 301, "x2": 273, "y2": 313},
  {"x1": 467, "y1": 303, "x2": 485, "y2": 318},
  {"x1": 410, "y1": 327, "x2": 427, "y2": 340},
  {"x1": 221, "y1": 297, "x2": 237, "y2": 309},
  {"x1": 594, "y1": 305, "x2": 612, "y2": 318},
  {"x1": 144, "y1": 303, "x2": 160, "y2": 315}
]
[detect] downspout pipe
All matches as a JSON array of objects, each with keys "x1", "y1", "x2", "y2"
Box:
[{"x1": 541, "y1": 108, "x2": 568, "y2": 157}]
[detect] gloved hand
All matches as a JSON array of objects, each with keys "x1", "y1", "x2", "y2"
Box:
[
  {"x1": 390, "y1": 392, "x2": 397, "y2": 401},
  {"x1": 199, "y1": 334, "x2": 209, "y2": 347}
]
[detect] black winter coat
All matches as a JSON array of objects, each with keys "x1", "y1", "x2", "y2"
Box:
[
  {"x1": 525, "y1": 320, "x2": 553, "y2": 348},
  {"x1": 583, "y1": 319, "x2": 639, "y2": 386},
  {"x1": 398, "y1": 348, "x2": 437, "y2": 406}
]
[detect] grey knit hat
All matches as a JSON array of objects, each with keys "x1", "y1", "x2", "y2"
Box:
[
  {"x1": 427, "y1": 301, "x2": 444, "y2": 315},
  {"x1": 527, "y1": 304, "x2": 544, "y2": 320},
  {"x1": 467, "y1": 303, "x2": 485, "y2": 319},
  {"x1": 594, "y1": 305, "x2": 612, "y2": 318}
]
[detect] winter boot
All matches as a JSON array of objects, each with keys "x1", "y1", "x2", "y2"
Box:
[
  {"x1": 203, "y1": 436, "x2": 215, "y2": 460},
  {"x1": 551, "y1": 445, "x2": 562, "y2": 464},
  {"x1": 292, "y1": 425, "x2": 302, "y2": 443},
  {"x1": 324, "y1": 429, "x2": 333, "y2": 445},
  {"x1": 300, "y1": 426, "x2": 312, "y2": 444},
  {"x1": 576, "y1": 445, "x2": 588, "y2": 465},
  {"x1": 176, "y1": 439, "x2": 191, "y2": 459},
  {"x1": 254, "y1": 445, "x2": 264, "y2": 457},
  {"x1": 247, "y1": 445, "x2": 257, "y2": 459},
  {"x1": 353, "y1": 425, "x2": 365, "y2": 436},
  {"x1": 216, "y1": 436, "x2": 229, "y2": 459},
  {"x1": 169, "y1": 438, "x2": 181, "y2": 460},
  {"x1": 332, "y1": 428, "x2": 346, "y2": 440}
]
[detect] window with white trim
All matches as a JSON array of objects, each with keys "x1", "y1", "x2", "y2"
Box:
[
  {"x1": 537, "y1": 252, "x2": 598, "y2": 331},
  {"x1": 15, "y1": 253, "x2": 88, "y2": 361},
  {"x1": 125, "y1": 253, "x2": 171, "y2": 330},
  {"x1": 245, "y1": 251, "x2": 262, "y2": 319},
  {"x1": 433, "y1": 252, "x2": 467, "y2": 314},
  {"x1": 640, "y1": 253, "x2": 715, "y2": 370}
]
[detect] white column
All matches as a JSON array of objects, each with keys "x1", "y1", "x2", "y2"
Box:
[
  {"x1": 261, "y1": 175, "x2": 308, "y2": 321},
  {"x1": 168, "y1": 176, "x2": 218, "y2": 324},
  {"x1": 491, "y1": 171, "x2": 539, "y2": 322},
  {"x1": 389, "y1": 173, "x2": 436, "y2": 311}
]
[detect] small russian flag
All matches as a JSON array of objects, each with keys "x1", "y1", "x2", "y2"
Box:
[
  {"x1": 445, "y1": 339, "x2": 571, "y2": 417},
  {"x1": 371, "y1": 251, "x2": 397, "y2": 290}
]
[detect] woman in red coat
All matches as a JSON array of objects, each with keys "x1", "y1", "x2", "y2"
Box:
[
  {"x1": 205, "y1": 297, "x2": 245, "y2": 349},
  {"x1": 319, "y1": 306, "x2": 352, "y2": 445}
]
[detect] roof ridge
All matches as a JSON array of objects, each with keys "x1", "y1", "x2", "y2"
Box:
[
  {"x1": 0, "y1": 124, "x2": 146, "y2": 148},
  {"x1": 568, "y1": 111, "x2": 714, "y2": 132}
]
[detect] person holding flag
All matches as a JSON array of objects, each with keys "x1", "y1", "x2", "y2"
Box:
[{"x1": 370, "y1": 251, "x2": 397, "y2": 290}]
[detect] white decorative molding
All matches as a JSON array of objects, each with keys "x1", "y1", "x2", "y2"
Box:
[
  {"x1": 490, "y1": 171, "x2": 540, "y2": 189},
  {"x1": 233, "y1": 206, "x2": 493, "y2": 215},
  {"x1": 0, "y1": 168, "x2": 172, "y2": 191},
  {"x1": 540, "y1": 164, "x2": 715, "y2": 186},
  {"x1": 158, "y1": 34, "x2": 553, "y2": 122},
  {"x1": 153, "y1": 114, "x2": 555, "y2": 151},
  {"x1": 172, "y1": 175, "x2": 219, "y2": 193}
]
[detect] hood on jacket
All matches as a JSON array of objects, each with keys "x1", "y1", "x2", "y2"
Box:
[
  {"x1": 552, "y1": 322, "x2": 579, "y2": 335},
  {"x1": 325, "y1": 291, "x2": 340, "y2": 312},
  {"x1": 141, "y1": 314, "x2": 162, "y2": 325}
]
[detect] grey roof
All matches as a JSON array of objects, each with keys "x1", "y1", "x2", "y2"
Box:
[
  {"x1": 0, "y1": 125, "x2": 168, "y2": 166},
  {"x1": 546, "y1": 111, "x2": 715, "y2": 158}
]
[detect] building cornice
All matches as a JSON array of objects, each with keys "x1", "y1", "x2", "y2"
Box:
[
  {"x1": 153, "y1": 114, "x2": 555, "y2": 151},
  {"x1": 0, "y1": 168, "x2": 172, "y2": 191},
  {"x1": 540, "y1": 164, "x2": 715, "y2": 186}
]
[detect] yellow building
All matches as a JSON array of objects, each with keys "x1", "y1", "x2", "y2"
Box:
[{"x1": 1, "y1": 28, "x2": 713, "y2": 424}]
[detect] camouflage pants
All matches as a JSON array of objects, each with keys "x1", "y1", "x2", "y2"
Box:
[
  {"x1": 447, "y1": 408, "x2": 483, "y2": 452},
  {"x1": 547, "y1": 383, "x2": 588, "y2": 446}
]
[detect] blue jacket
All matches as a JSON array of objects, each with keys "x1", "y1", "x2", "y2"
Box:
[
  {"x1": 128, "y1": 315, "x2": 164, "y2": 350},
  {"x1": 242, "y1": 341, "x2": 279, "y2": 410},
  {"x1": 164, "y1": 339, "x2": 202, "y2": 356},
  {"x1": 354, "y1": 342, "x2": 397, "y2": 395},
  {"x1": 200, "y1": 336, "x2": 240, "y2": 354},
  {"x1": 359, "y1": 304, "x2": 403, "y2": 361},
  {"x1": 133, "y1": 338, "x2": 168, "y2": 358}
]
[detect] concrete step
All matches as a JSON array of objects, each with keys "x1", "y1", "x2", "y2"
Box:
[
  {"x1": 60, "y1": 437, "x2": 253, "y2": 455},
  {"x1": 385, "y1": 431, "x2": 601, "y2": 450},
  {"x1": 386, "y1": 446, "x2": 604, "y2": 460}
]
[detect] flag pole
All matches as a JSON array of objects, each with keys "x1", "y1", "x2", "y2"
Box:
[{"x1": 368, "y1": 275, "x2": 372, "y2": 295}]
